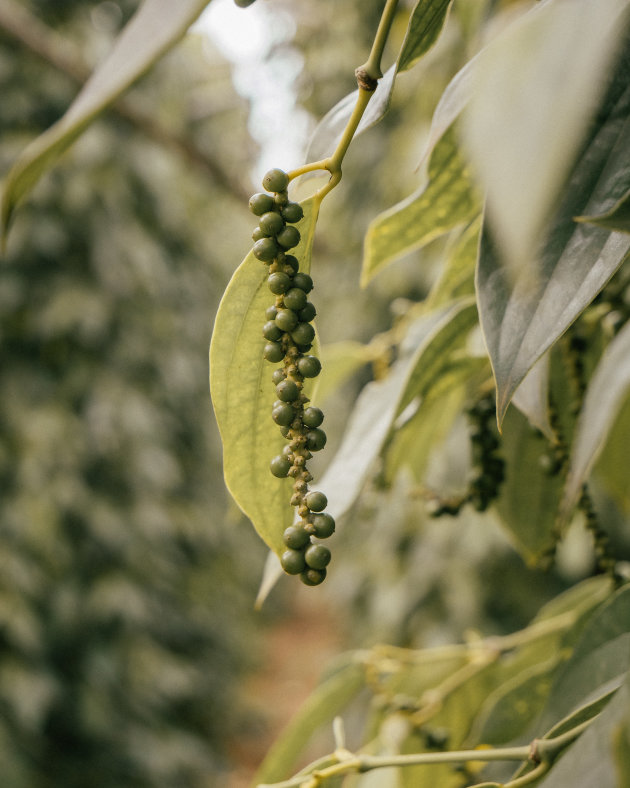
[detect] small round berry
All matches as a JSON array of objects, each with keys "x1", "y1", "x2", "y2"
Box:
[
  {"x1": 252, "y1": 227, "x2": 265, "y2": 242},
  {"x1": 277, "y1": 225, "x2": 301, "y2": 250},
  {"x1": 283, "y1": 255, "x2": 299, "y2": 274},
  {"x1": 302, "y1": 407, "x2": 324, "y2": 428},
  {"x1": 272, "y1": 403, "x2": 295, "y2": 426},
  {"x1": 283, "y1": 525, "x2": 310, "y2": 549},
  {"x1": 298, "y1": 302, "x2": 316, "y2": 322},
  {"x1": 265, "y1": 305, "x2": 278, "y2": 321},
  {"x1": 310, "y1": 512, "x2": 335, "y2": 539},
  {"x1": 270, "y1": 455, "x2": 291, "y2": 478},
  {"x1": 249, "y1": 192, "x2": 274, "y2": 215},
  {"x1": 283, "y1": 287, "x2": 308, "y2": 311},
  {"x1": 259, "y1": 211, "x2": 285, "y2": 237},
  {"x1": 297, "y1": 343, "x2": 312, "y2": 354},
  {"x1": 305, "y1": 490, "x2": 327, "y2": 512},
  {"x1": 276, "y1": 379, "x2": 299, "y2": 402},
  {"x1": 300, "y1": 567, "x2": 327, "y2": 586},
  {"x1": 280, "y1": 425, "x2": 291, "y2": 438},
  {"x1": 305, "y1": 543, "x2": 331, "y2": 570},
  {"x1": 263, "y1": 321, "x2": 282, "y2": 341},
  {"x1": 282, "y1": 202, "x2": 304, "y2": 223},
  {"x1": 263, "y1": 168, "x2": 289, "y2": 193},
  {"x1": 281, "y1": 548, "x2": 306, "y2": 575},
  {"x1": 274, "y1": 191, "x2": 289, "y2": 206},
  {"x1": 291, "y1": 323, "x2": 315, "y2": 345},
  {"x1": 268, "y1": 272, "x2": 292, "y2": 295},
  {"x1": 306, "y1": 428, "x2": 327, "y2": 451},
  {"x1": 297, "y1": 355, "x2": 321, "y2": 378},
  {"x1": 263, "y1": 342, "x2": 284, "y2": 363},
  {"x1": 253, "y1": 237, "x2": 279, "y2": 262},
  {"x1": 275, "y1": 308, "x2": 298, "y2": 333},
  {"x1": 292, "y1": 273, "x2": 313, "y2": 293},
  {"x1": 271, "y1": 369, "x2": 285, "y2": 385},
  {"x1": 281, "y1": 444, "x2": 293, "y2": 458}
]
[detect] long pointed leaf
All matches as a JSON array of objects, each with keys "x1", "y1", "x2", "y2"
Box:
[{"x1": 1, "y1": 0, "x2": 211, "y2": 238}]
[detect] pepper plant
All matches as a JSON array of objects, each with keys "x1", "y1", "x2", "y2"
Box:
[{"x1": 2, "y1": 0, "x2": 630, "y2": 786}]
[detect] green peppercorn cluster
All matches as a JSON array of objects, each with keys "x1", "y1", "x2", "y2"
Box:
[{"x1": 249, "y1": 168, "x2": 335, "y2": 586}]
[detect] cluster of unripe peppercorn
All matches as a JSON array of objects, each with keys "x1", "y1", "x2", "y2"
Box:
[{"x1": 250, "y1": 167, "x2": 335, "y2": 586}]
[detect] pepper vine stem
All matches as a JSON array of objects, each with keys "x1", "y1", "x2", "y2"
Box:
[
  {"x1": 257, "y1": 712, "x2": 598, "y2": 788},
  {"x1": 287, "y1": 0, "x2": 400, "y2": 202}
]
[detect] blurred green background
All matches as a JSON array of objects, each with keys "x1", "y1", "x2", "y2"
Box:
[{"x1": 0, "y1": 1, "x2": 585, "y2": 786}]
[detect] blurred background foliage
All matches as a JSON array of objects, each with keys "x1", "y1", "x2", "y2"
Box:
[{"x1": 0, "y1": 0, "x2": 622, "y2": 786}]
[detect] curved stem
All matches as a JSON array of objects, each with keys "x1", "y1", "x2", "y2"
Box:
[{"x1": 359, "y1": 0, "x2": 400, "y2": 81}]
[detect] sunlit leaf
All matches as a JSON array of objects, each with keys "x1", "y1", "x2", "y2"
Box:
[
  {"x1": 313, "y1": 341, "x2": 375, "y2": 406},
  {"x1": 463, "y1": 0, "x2": 630, "y2": 272},
  {"x1": 397, "y1": 0, "x2": 453, "y2": 73},
  {"x1": 477, "y1": 61, "x2": 630, "y2": 423},
  {"x1": 210, "y1": 197, "x2": 320, "y2": 556},
  {"x1": 425, "y1": 218, "x2": 479, "y2": 310},
  {"x1": 1, "y1": 0, "x2": 212, "y2": 240},
  {"x1": 559, "y1": 320, "x2": 630, "y2": 525},
  {"x1": 362, "y1": 125, "x2": 480, "y2": 285}
]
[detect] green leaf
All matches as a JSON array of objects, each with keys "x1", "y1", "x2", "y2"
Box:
[
  {"x1": 578, "y1": 186, "x2": 630, "y2": 234},
  {"x1": 1, "y1": 0, "x2": 211, "y2": 239},
  {"x1": 511, "y1": 353, "x2": 554, "y2": 441},
  {"x1": 306, "y1": 0, "x2": 453, "y2": 162},
  {"x1": 560, "y1": 320, "x2": 630, "y2": 524},
  {"x1": 318, "y1": 301, "x2": 475, "y2": 523},
  {"x1": 254, "y1": 657, "x2": 365, "y2": 786},
  {"x1": 313, "y1": 341, "x2": 375, "y2": 406},
  {"x1": 209, "y1": 197, "x2": 320, "y2": 556},
  {"x1": 397, "y1": 0, "x2": 453, "y2": 73},
  {"x1": 425, "y1": 218, "x2": 479, "y2": 311},
  {"x1": 362, "y1": 125, "x2": 480, "y2": 285},
  {"x1": 494, "y1": 407, "x2": 565, "y2": 562},
  {"x1": 477, "y1": 59, "x2": 630, "y2": 423},
  {"x1": 462, "y1": 0, "x2": 630, "y2": 273},
  {"x1": 594, "y1": 394, "x2": 630, "y2": 516}
]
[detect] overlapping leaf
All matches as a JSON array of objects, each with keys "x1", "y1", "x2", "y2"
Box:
[
  {"x1": 362, "y1": 125, "x2": 480, "y2": 285},
  {"x1": 1, "y1": 0, "x2": 212, "y2": 239},
  {"x1": 210, "y1": 197, "x2": 320, "y2": 556},
  {"x1": 477, "y1": 71, "x2": 630, "y2": 423}
]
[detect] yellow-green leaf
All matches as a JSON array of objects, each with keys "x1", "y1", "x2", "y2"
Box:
[
  {"x1": 209, "y1": 197, "x2": 321, "y2": 556},
  {"x1": 362, "y1": 125, "x2": 480, "y2": 286}
]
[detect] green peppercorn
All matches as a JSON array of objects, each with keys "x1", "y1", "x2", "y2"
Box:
[
  {"x1": 259, "y1": 211, "x2": 285, "y2": 237},
  {"x1": 276, "y1": 379, "x2": 299, "y2": 402},
  {"x1": 270, "y1": 455, "x2": 291, "y2": 478},
  {"x1": 249, "y1": 192, "x2": 274, "y2": 215},
  {"x1": 252, "y1": 227, "x2": 265, "y2": 242},
  {"x1": 284, "y1": 255, "x2": 299, "y2": 274},
  {"x1": 305, "y1": 543, "x2": 331, "y2": 570},
  {"x1": 253, "y1": 237, "x2": 279, "y2": 262},
  {"x1": 297, "y1": 355, "x2": 321, "y2": 378},
  {"x1": 272, "y1": 403, "x2": 294, "y2": 426},
  {"x1": 268, "y1": 272, "x2": 292, "y2": 295},
  {"x1": 297, "y1": 343, "x2": 313, "y2": 354},
  {"x1": 291, "y1": 322, "x2": 315, "y2": 345},
  {"x1": 263, "y1": 168, "x2": 289, "y2": 193},
  {"x1": 271, "y1": 369, "x2": 285, "y2": 385},
  {"x1": 305, "y1": 490, "x2": 327, "y2": 512},
  {"x1": 275, "y1": 308, "x2": 298, "y2": 333},
  {"x1": 310, "y1": 512, "x2": 335, "y2": 539},
  {"x1": 265, "y1": 305, "x2": 278, "y2": 320},
  {"x1": 282, "y1": 202, "x2": 304, "y2": 223},
  {"x1": 274, "y1": 190, "x2": 289, "y2": 206},
  {"x1": 302, "y1": 407, "x2": 324, "y2": 428},
  {"x1": 280, "y1": 425, "x2": 291, "y2": 438},
  {"x1": 306, "y1": 428, "x2": 327, "y2": 451},
  {"x1": 298, "y1": 302, "x2": 316, "y2": 322},
  {"x1": 281, "y1": 548, "x2": 306, "y2": 575},
  {"x1": 292, "y1": 273, "x2": 313, "y2": 293},
  {"x1": 277, "y1": 225, "x2": 301, "y2": 250},
  {"x1": 263, "y1": 342, "x2": 284, "y2": 363},
  {"x1": 263, "y1": 321, "x2": 283, "y2": 341},
  {"x1": 300, "y1": 567, "x2": 327, "y2": 586},
  {"x1": 283, "y1": 525, "x2": 310, "y2": 549},
  {"x1": 283, "y1": 288, "x2": 308, "y2": 311}
]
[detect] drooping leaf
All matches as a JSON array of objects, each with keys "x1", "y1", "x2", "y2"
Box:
[
  {"x1": 560, "y1": 320, "x2": 630, "y2": 524},
  {"x1": 462, "y1": 0, "x2": 630, "y2": 273},
  {"x1": 318, "y1": 301, "x2": 476, "y2": 524},
  {"x1": 306, "y1": 0, "x2": 453, "y2": 161},
  {"x1": 511, "y1": 353, "x2": 554, "y2": 441},
  {"x1": 210, "y1": 197, "x2": 320, "y2": 556},
  {"x1": 578, "y1": 186, "x2": 630, "y2": 234},
  {"x1": 477, "y1": 65, "x2": 630, "y2": 423},
  {"x1": 1, "y1": 0, "x2": 212, "y2": 239},
  {"x1": 254, "y1": 657, "x2": 366, "y2": 786},
  {"x1": 362, "y1": 125, "x2": 480, "y2": 285}
]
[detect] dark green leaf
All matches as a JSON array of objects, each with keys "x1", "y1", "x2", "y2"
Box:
[{"x1": 397, "y1": 0, "x2": 453, "y2": 73}]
